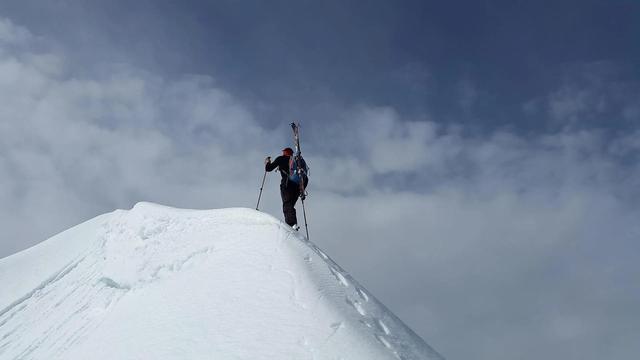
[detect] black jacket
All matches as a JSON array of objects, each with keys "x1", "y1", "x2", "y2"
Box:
[{"x1": 265, "y1": 155, "x2": 291, "y2": 184}]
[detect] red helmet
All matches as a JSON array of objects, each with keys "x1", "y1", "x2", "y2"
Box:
[{"x1": 282, "y1": 147, "x2": 294, "y2": 155}]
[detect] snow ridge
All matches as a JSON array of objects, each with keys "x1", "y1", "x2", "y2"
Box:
[{"x1": 0, "y1": 202, "x2": 444, "y2": 360}]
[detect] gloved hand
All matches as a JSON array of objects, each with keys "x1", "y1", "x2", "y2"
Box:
[{"x1": 264, "y1": 156, "x2": 271, "y2": 165}]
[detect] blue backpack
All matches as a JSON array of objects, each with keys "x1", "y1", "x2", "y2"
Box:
[{"x1": 288, "y1": 155, "x2": 309, "y2": 184}]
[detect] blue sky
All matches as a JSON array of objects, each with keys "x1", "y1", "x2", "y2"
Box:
[{"x1": 0, "y1": 1, "x2": 639, "y2": 359}]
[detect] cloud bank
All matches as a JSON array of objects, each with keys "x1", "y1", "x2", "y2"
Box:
[{"x1": 1, "y1": 17, "x2": 639, "y2": 360}]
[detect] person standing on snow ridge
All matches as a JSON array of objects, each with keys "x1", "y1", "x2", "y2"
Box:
[{"x1": 265, "y1": 147, "x2": 308, "y2": 230}]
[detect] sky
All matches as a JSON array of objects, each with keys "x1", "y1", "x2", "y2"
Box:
[{"x1": 0, "y1": 1, "x2": 639, "y2": 359}]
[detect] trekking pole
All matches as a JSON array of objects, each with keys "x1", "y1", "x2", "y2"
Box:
[
  {"x1": 256, "y1": 170, "x2": 267, "y2": 210},
  {"x1": 300, "y1": 196, "x2": 310, "y2": 239}
]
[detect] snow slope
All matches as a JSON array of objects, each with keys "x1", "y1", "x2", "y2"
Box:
[{"x1": 0, "y1": 203, "x2": 443, "y2": 360}]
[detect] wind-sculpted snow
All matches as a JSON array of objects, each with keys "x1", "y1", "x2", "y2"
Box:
[{"x1": 0, "y1": 202, "x2": 443, "y2": 360}]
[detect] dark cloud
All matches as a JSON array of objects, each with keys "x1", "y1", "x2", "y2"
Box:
[{"x1": 3, "y1": 0, "x2": 638, "y2": 130}]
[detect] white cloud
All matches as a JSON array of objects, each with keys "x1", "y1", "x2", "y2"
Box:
[
  {"x1": 0, "y1": 26, "x2": 280, "y2": 256},
  {"x1": 0, "y1": 18, "x2": 32, "y2": 45},
  {"x1": 533, "y1": 62, "x2": 640, "y2": 130}
]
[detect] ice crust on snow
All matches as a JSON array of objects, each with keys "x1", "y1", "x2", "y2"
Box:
[{"x1": 0, "y1": 202, "x2": 443, "y2": 360}]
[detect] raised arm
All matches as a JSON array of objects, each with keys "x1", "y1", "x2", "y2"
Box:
[{"x1": 265, "y1": 156, "x2": 280, "y2": 172}]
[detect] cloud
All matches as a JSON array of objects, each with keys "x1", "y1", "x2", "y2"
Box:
[
  {"x1": 525, "y1": 61, "x2": 640, "y2": 130},
  {"x1": 0, "y1": 25, "x2": 281, "y2": 256},
  {"x1": 1, "y1": 16, "x2": 639, "y2": 360},
  {"x1": 300, "y1": 103, "x2": 640, "y2": 359},
  {"x1": 0, "y1": 18, "x2": 32, "y2": 45},
  {"x1": 309, "y1": 132, "x2": 640, "y2": 359}
]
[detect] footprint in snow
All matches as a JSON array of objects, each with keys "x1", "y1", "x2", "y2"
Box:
[
  {"x1": 346, "y1": 297, "x2": 367, "y2": 316},
  {"x1": 316, "y1": 249, "x2": 328, "y2": 260},
  {"x1": 360, "y1": 319, "x2": 373, "y2": 328},
  {"x1": 329, "y1": 267, "x2": 349, "y2": 287},
  {"x1": 394, "y1": 353, "x2": 409, "y2": 360},
  {"x1": 375, "y1": 334, "x2": 392, "y2": 349},
  {"x1": 98, "y1": 277, "x2": 130, "y2": 291},
  {"x1": 356, "y1": 287, "x2": 369, "y2": 302},
  {"x1": 376, "y1": 318, "x2": 391, "y2": 335}
]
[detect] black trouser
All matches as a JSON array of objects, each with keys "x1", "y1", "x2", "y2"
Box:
[{"x1": 280, "y1": 179, "x2": 307, "y2": 226}]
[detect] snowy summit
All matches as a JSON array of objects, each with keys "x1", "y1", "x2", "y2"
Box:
[{"x1": 0, "y1": 203, "x2": 443, "y2": 359}]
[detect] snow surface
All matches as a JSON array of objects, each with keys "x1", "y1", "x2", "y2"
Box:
[{"x1": 0, "y1": 202, "x2": 443, "y2": 360}]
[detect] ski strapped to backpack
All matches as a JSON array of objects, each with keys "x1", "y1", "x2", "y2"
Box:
[
  {"x1": 290, "y1": 122, "x2": 310, "y2": 239},
  {"x1": 290, "y1": 122, "x2": 309, "y2": 200}
]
